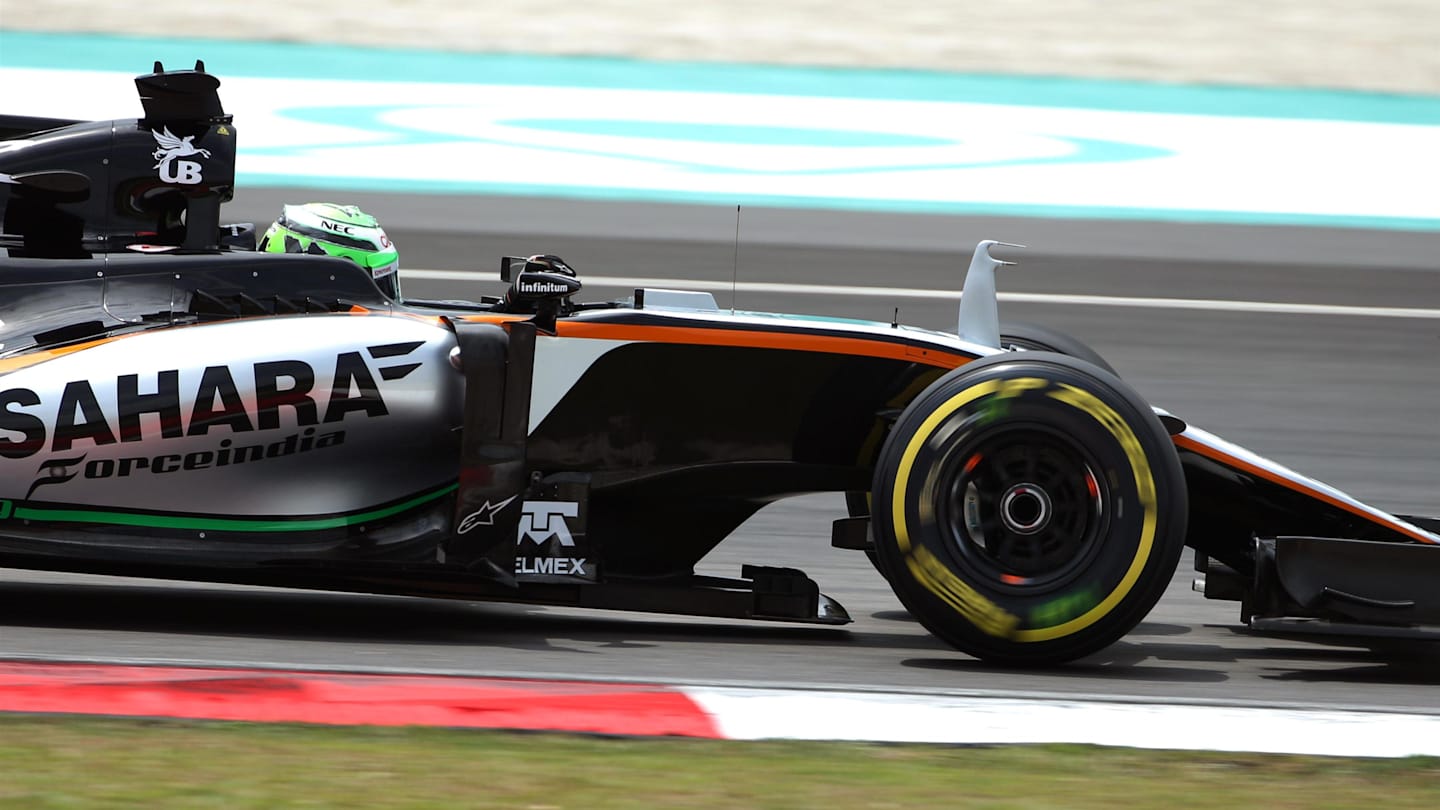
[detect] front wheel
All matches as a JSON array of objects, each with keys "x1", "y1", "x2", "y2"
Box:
[
  {"x1": 850, "y1": 323, "x2": 1117, "y2": 575},
  {"x1": 997, "y1": 321, "x2": 1117, "y2": 376},
  {"x1": 870, "y1": 352, "x2": 1187, "y2": 665}
]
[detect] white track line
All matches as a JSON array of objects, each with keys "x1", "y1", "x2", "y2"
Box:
[
  {"x1": 407, "y1": 270, "x2": 1440, "y2": 320},
  {"x1": 685, "y1": 687, "x2": 1440, "y2": 757}
]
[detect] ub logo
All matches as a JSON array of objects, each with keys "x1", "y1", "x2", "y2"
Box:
[{"x1": 151, "y1": 126, "x2": 210, "y2": 184}]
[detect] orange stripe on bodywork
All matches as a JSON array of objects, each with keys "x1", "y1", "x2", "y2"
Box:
[
  {"x1": 454, "y1": 314, "x2": 529, "y2": 325},
  {"x1": 553, "y1": 321, "x2": 973, "y2": 368},
  {"x1": 0, "y1": 335, "x2": 128, "y2": 375},
  {"x1": 454, "y1": 314, "x2": 974, "y2": 366},
  {"x1": 1173, "y1": 433, "x2": 1438, "y2": 545}
]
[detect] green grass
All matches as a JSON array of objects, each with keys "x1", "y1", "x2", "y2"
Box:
[{"x1": 1, "y1": 716, "x2": 1436, "y2": 809}]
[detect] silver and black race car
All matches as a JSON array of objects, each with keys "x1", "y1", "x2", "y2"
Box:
[{"x1": 2, "y1": 63, "x2": 1436, "y2": 665}]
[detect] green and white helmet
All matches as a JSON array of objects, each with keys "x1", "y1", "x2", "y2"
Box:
[{"x1": 259, "y1": 203, "x2": 401, "y2": 299}]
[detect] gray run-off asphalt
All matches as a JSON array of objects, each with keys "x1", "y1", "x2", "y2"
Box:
[{"x1": 4, "y1": 191, "x2": 1437, "y2": 712}]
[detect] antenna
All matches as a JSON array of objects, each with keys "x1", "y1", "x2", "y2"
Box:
[{"x1": 731, "y1": 205, "x2": 740, "y2": 315}]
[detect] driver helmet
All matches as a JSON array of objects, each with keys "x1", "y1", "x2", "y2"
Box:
[{"x1": 258, "y1": 203, "x2": 401, "y2": 299}]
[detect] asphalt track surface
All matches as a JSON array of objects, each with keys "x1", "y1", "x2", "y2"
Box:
[{"x1": 4, "y1": 189, "x2": 1439, "y2": 715}]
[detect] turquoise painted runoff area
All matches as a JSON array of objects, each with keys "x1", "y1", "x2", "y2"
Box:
[
  {"x1": 257, "y1": 104, "x2": 1175, "y2": 174},
  {"x1": 3, "y1": 31, "x2": 1439, "y2": 230},
  {"x1": 5, "y1": 30, "x2": 1438, "y2": 124}
]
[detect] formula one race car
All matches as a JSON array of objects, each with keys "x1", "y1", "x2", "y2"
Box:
[{"x1": 2, "y1": 63, "x2": 1437, "y2": 665}]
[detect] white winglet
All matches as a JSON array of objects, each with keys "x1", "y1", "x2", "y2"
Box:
[{"x1": 957, "y1": 240, "x2": 1023, "y2": 348}]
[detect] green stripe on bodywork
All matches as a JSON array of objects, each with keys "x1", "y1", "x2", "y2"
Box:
[{"x1": 0, "y1": 483, "x2": 456, "y2": 533}]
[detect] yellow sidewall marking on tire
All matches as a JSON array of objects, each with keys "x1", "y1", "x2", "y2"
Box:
[
  {"x1": 1013, "y1": 383, "x2": 1157, "y2": 642},
  {"x1": 907, "y1": 546, "x2": 1020, "y2": 638},
  {"x1": 889, "y1": 376, "x2": 1159, "y2": 643},
  {"x1": 891, "y1": 378, "x2": 1017, "y2": 636},
  {"x1": 891, "y1": 379, "x2": 1002, "y2": 555}
]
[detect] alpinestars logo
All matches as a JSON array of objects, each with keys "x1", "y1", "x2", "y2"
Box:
[
  {"x1": 152, "y1": 126, "x2": 210, "y2": 185},
  {"x1": 456, "y1": 495, "x2": 518, "y2": 534}
]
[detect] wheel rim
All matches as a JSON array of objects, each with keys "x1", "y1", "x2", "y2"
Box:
[{"x1": 936, "y1": 426, "x2": 1108, "y2": 590}]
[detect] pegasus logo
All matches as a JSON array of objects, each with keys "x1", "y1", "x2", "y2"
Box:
[{"x1": 151, "y1": 126, "x2": 210, "y2": 185}]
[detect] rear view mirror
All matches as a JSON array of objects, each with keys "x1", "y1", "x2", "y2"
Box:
[
  {"x1": 500, "y1": 255, "x2": 528, "y2": 282},
  {"x1": 217, "y1": 222, "x2": 256, "y2": 251}
]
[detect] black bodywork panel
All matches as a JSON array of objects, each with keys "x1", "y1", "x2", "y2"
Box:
[
  {"x1": 1249, "y1": 536, "x2": 1440, "y2": 627},
  {"x1": 0, "y1": 251, "x2": 392, "y2": 358},
  {"x1": 1, "y1": 63, "x2": 234, "y2": 256}
]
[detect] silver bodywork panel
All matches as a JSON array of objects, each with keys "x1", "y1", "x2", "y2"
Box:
[{"x1": 0, "y1": 315, "x2": 463, "y2": 518}]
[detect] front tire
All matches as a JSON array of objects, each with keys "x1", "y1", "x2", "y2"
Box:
[
  {"x1": 998, "y1": 321, "x2": 1117, "y2": 376},
  {"x1": 870, "y1": 352, "x2": 1186, "y2": 665},
  {"x1": 850, "y1": 323, "x2": 1116, "y2": 575}
]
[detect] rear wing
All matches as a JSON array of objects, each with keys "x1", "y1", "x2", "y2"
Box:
[{"x1": 0, "y1": 60, "x2": 235, "y2": 256}]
